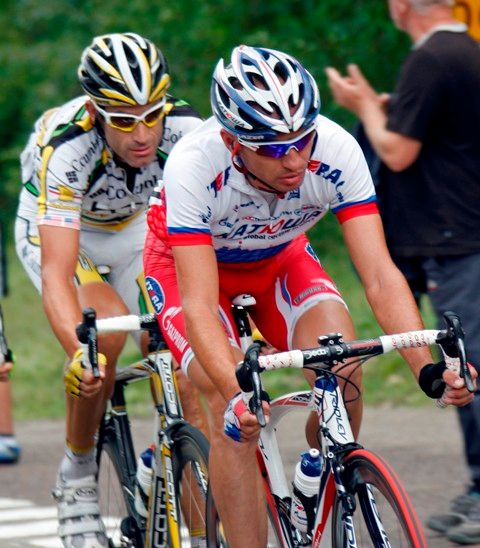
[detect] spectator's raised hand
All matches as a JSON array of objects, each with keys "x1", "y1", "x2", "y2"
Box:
[{"x1": 325, "y1": 64, "x2": 379, "y2": 117}]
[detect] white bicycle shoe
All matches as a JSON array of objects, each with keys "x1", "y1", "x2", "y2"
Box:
[{"x1": 52, "y1": 474, "x2": 108, "y2": 547}]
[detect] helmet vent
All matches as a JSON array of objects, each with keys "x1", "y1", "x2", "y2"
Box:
[
  {"x1": 247, "y1": 72, "x2": 268, "y2": 91},
  {"x1": 273, "y1": 62, "x2": 288, "y2": 85},
  {"x1": 218, "y1": 86, "x2": 230, "y2": 105},
  {"x1": 228, "y1": 76, "x2": 242, "y2": 90}
]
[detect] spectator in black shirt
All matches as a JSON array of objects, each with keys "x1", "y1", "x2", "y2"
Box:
[{"x1": 326, "y1": 0, "x2": 480, "y2": 544}]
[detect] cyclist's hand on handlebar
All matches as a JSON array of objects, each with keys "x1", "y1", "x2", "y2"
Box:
[
  {"x1": 64, "y1": 348, "x2": 106, "y2": 399},
  {"x1": 443, "y1": 364, "x2": 477, "y2": 406},
  {"x1": 224, "y1": 392, "x2": 270, "y2": 442},
  {"x1": 419, "y1": 361, "x2": 477, "y2": 406}
]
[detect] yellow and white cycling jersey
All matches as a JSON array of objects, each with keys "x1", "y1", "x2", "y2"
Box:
[
  {"x1": 18, "y1": 94, "x2": 201, "y2": 231},
  {"x1": 15, "y1": 94, "x2": 202, "y2": 320}
]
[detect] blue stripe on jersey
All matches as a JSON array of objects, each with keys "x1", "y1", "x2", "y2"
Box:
[
  {"x1": 216, "y1": 242, "x2": 289, "y2": 263},
  {"x1": 168, "y1": 227, "x2": 211, "y2": 234},
  {"x1": 331, "y1": 195, "x2": 377, "y2": 214}
]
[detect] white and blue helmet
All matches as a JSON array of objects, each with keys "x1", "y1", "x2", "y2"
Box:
[{"x1": 211, "y1": 45, "x2": 320, "y2": 140}]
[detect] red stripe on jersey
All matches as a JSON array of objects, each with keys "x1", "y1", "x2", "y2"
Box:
[
  {"x1": 169, "y1": 232, "x2": 213, "y2": 246},
  {"x1": 335, "y1": 202, "x2": 379, "y2": 224}
]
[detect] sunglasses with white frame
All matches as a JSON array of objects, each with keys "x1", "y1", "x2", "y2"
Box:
[{"x1": 93, "y1": 98, "x2": 167, "y2": 132}]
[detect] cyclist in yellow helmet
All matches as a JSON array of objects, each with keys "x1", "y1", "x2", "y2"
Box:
[{"x1": 16, "y1": 32, "x2": 204, "y2": 548}]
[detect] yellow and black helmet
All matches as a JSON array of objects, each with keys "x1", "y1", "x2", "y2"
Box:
[{"x1": 78, "y1": 32, "x2": 171, "y2": 107}]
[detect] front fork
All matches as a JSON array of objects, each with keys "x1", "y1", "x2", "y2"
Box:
[{"x1": 145, "y1": 422, "x2": 184, "y2": 548}]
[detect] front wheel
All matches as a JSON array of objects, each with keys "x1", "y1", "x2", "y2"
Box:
[
  {"x1": 170, "y1": 423, "x2": 210, "y2": 546},
  {"x1": 96, "y1": 417, "x2": 145, "y2": 547},
  {"x1": 332, "y1": 449, "x2": 426, "y2": 547}
]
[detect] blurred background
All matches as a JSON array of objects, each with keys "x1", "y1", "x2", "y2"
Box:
[{"x1": 0, "y1": 0, "x2": 475, "y2": 419}]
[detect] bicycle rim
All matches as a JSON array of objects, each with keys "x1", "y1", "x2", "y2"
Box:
[
  {"x1": 332, "y1": 449, "x2": 426, "y2": 547},
  {"x1": 170, "y1": 423, "x2": 210, "y2": 547},
  {"x1": 97, "y1": 423, "x2": 144, "y2": 547}
]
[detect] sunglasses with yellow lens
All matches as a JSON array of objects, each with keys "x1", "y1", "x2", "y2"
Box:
[{"x1": 94, "y1": 99, "x2": 166, "y2": 132}]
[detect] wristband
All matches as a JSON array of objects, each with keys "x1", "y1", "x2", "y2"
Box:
[{"x1": 418, "y1": 361, "x2": 447, "y2": 399}]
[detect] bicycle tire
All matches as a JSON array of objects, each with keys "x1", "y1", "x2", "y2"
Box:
[
  {"x1": 169, "y1": 423, "x2": 210, "y2": 547},
  {"x1": 96, "y1": 416, "x2": 145, "y2": 548},
  {"x1": 331, "y1": 448, "x2": 426, "y2": 548}
]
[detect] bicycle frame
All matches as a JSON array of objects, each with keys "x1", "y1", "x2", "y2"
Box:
[
  {"x1": 144, "y1": 348, "x2": 186, "y2": 548},
  {"x1": 85, "y1": 308, "x2": 199, "y2": 548},
  {"x1": 98, "y1": 347, "x2": 188, "y2": 547},
  {"x1": 229, "y1": 300, "x2": 465, "y2": 547},
  {"x1": 256, "y1": 376, "x2": 360, "y2": 548}
]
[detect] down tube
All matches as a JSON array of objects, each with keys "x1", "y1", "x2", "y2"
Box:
[{"x1": 260, "y1": 392, "x2": 313, "y2": 547}]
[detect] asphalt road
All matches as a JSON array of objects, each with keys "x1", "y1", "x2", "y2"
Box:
[{"x1": 0, "y1": 404, "x2": 474, "y2": 547}]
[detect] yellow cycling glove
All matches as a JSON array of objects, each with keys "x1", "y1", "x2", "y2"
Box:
[{"x1": 64, "y1": 348, "x2": 107, "y2": 398}]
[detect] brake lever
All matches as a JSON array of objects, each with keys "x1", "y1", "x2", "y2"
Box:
[
  {"x1": 75, "y1": 308, "x2": 100, "y2": 378},
  {"x1": 441, "y1": 311, "x2": 475, "y2": 393},
  {"x1": 251, "y1": 367, "x2": 266, "y2": 427},
  {"x1": 236, "y1": 342, "x2": 267, "y2": 427}
]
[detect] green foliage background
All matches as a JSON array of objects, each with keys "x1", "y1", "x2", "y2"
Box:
[
  {"x1": 0, "y1": 0, "x2": 410, "y2": 229},
  {"x1": 0, "y1": 0, "x2": 432, "y2": 419}
]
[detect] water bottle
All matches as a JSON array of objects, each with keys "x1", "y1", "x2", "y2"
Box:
[
  {"x1": 290, "y1": 448, "x2": 322, "y2": 533},
  {"x1": 134, "y1": 445, "x2": 154, "y2": 518}
]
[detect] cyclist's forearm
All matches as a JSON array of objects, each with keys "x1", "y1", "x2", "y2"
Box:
[
  {"x1": 173, "y1": 244, "x2": 240, "y2": 400},
  {"x1": 38, "y1": 225, "x2": 82, "y2": 357},
  {"x1": 365, "y1": 273, "x2": 433, "y2": 377},
  {"x1": 184, "y1": 306, "x2": 239, "y2": 401},
  {"x1": 42, "y1": 274, "x2": 82, "y2": 357}
]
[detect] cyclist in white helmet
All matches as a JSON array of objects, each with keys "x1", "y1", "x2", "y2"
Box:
[
  {"x1": 144, "y1": 45, "x2": 475, "y2": 546},
  {"x1": 15, "y1": 32, "x2": 205, "y2": 547}
]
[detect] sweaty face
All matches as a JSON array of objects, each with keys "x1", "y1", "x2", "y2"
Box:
[
  {"x1": 92, "y1": 102, "x2": 165, "y2": 168},
  {"x1": 237, "y1": 128, "x2": 315, "y2": 194}
]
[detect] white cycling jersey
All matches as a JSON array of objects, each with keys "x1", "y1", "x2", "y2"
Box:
[
  {"x1": 160, "y1": 116, "x2": 377, "y2": 263},
  {"x1": 15, "y1": 94, "x2": 202, "y2": 323},
  {"x1": 18, "y1": 94, "x2": 202, "y2": 231}
]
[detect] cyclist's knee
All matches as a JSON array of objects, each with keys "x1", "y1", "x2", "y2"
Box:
[
  {"x1": 176, "y1": 368, "x2": 203, "y2": 407},
  {"x1": 78, "y1": 281, "x2": 130, "y2": 317},
  {"x1": 337, "y1": 361, "x2": 362, "y2": 387}
]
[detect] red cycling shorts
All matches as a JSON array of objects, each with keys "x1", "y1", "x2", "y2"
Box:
[{"x1": 143, "y1": 231, "x2": 346, "y2": 373}]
